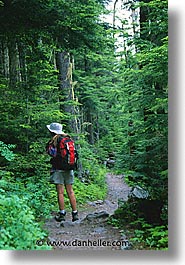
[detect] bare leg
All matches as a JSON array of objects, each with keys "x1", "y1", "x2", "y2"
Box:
[
  {"x1": 65, "y1": 184, "x2": 77, "y2": 211},
  {"x1": 56, "y1": 184, "x2": 65, "y2": 210}
]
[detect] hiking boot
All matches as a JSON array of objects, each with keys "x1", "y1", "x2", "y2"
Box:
[
  {"x1": 55, "y1": 211, "x2": 66, "y2": 222},
  {"x1": 72, "y1": 211, "x2": 79, "y2": 222}
]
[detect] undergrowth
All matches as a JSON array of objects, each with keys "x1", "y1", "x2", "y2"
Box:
[
  {"x1": 108, "y1": 202, "x2": 168, "y2": 250},
  {"x1": 0, "y1": 141, "x2": 107, "y2": 249}
]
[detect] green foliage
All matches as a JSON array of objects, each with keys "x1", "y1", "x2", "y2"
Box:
[
  {"x1": 74, "y1": 172, "x2": 107, "y2": 204},
  {"x1": 0, "y1": 180, "x2": 51, "y2": 250},
  {"x1": 130, "y1": 221, "x2": 168, "y2": 250},
  {"x1": 79, "y1": 141, "x2": 106, "y2": 182},
  {"x1": 0, "y1": 141, "x2": 15, "y2": 163},
  {"x1": 107, "y1": 215, "x2": 120, "y2": 229},
  {"x1": 109, "y1": 212, "x2": 168, "y2": 250},
  {"x1": 107, "y1": 0, "x2": 168, "y2": 204},
  {"x1": 0, "y1": 0, "x2": 107, "y2": 50}
]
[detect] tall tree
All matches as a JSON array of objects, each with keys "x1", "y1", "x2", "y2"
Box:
[{"x1": 0, "y1": 0, "x2": 108, "y2": 146}]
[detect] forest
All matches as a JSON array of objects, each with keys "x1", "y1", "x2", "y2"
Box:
[{"x1": 0, "y1": 0, "x2": 168, "y2": 250}]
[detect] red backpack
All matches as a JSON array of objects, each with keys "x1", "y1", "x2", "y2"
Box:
[{"x1": 57, "y1": 137, "x2": 78, "y2": 170}]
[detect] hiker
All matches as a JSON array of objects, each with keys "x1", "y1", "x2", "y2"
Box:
[{"x1": 46, "y1": 122, "x2": 78, "y2": 222}]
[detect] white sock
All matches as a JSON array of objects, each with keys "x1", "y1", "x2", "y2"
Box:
[{"x1": 60, "y1": 210, "x2": 66, "y2": 214}]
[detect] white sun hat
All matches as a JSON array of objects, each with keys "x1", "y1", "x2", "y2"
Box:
[{"x1": 46, "y1": 122, "x2": 64, "y2": 134}]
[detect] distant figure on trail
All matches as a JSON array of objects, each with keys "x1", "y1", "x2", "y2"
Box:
[{"x1": 46, "y1": 122, "x2": 79, "y2": 222}]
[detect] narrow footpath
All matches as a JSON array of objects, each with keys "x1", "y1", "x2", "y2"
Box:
[{"x1": 45, "y1": 173, "x2": 131, "y2": 250}]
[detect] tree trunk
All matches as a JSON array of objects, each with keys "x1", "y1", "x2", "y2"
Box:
[
  {"x1": 113, "y1": 0, "x2": 119, "y2": 32},
  {"x1": 56, "y1": 51, "x2": 84, "y2": 177},
  {"x1": 0, "y1": 38, "x2": 9, "y2": 78},
  {"x1": 8, "y1": 37, "x2": 19, "y2": 87},
  {"x1": 18, "y1": 42, "x2": 27, "y2": 85},
  {"x1": 56, "y1": 51, "x2": 79, "y2": 134}
]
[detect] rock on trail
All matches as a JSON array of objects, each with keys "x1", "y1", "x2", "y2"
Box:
[{"x1": 45, "y1": 173, "x2": 131, "y2": 250}]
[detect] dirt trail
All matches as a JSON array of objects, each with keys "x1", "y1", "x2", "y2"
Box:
[{"x1": 45, "y1": 173, "x2": 131, "y2": 250}]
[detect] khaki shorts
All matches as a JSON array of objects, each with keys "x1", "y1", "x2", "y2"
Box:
[{"x1": 49, "y1": 170, "x2": 74, "y2": 185}]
